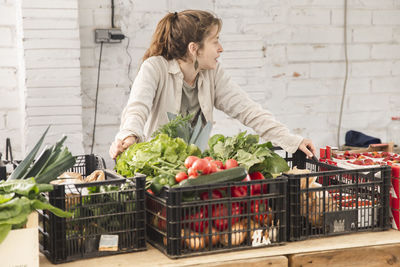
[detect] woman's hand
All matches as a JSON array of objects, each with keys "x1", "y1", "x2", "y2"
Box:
[
  {"x1": 109, "y1": 136, "x2": 137, "y2": 159},
  {"x1": 298, "y1": 138, "x2": 317, "y2": 158}
]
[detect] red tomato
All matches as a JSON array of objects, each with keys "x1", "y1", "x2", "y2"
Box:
[
  {"x1": 213, "y1": 160, "x2": 224, "y2": 169},
  {"x1": 207, "y1": 161, "x2": 218, "y2": 174},
  {"x1": 175, "y1": 172, "x2": 188, "y2": 183},
  {"x1": 188, "y1": 167, "x2": 198, "y2": 178},
  {"x1": 184, "y1": 156, "x2": 199, "y2": 169},
  {"x1": 192, "y1": 158, "x2": 210, "y2": 174},
  {"x1": 225, "y1": 159, "x2": 238, "y2": 169},
  {"x1": 204, "y1": 156, "x2": 213, "y2": 161},
  {"x1": 147, "y1": 189, "x2": 154, "y2": 195}
]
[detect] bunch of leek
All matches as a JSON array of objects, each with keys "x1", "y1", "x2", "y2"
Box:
[
  {"x1": 7, "y1": 126, "x2": 76, "y2": 184},
  {"x1": 152, "y1": 112, "x2": 212, "y2": 151}
]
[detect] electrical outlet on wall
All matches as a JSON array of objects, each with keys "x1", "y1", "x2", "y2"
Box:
[{"x1": 95, "y1": 29, "x2": 125, "y2": 43}]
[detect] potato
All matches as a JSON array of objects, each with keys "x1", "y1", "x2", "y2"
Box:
[
  {"x1": 181, "y1": 229, "x2": 205, "y2": 251},
  {"x1": 242, "y1": 218, "x2": 260, "y2": 239},
  {"x1": 264, "y1": 207, "x2": 274, "y2": 226},
  {"x1": 204, "y1": 227, "x2": 220, "y2": 247},
  {"x1": 220, "y1": 221, "x2": 247, "y2": 246}
]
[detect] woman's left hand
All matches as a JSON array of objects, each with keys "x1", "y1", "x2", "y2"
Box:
[{"x1": 298, "y1": 138, "x2": 317, "y2": 158}]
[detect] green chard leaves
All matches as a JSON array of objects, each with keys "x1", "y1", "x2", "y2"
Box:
[
  {"x1": 204, "y1": 131, "x2": 289, "y2": 177},
  {"x1": 0, "y1": 178, "x2": 73, "y2": 244}
]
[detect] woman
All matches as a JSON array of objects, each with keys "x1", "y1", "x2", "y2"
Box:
[{"x1": 109, "y1": 10, "x2": 316, "y2": 159}]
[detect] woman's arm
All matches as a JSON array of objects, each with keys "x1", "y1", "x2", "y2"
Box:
[
  {"x1": 213, "y1": 64, "x2": 312, "y2": 155},
  {"x1": 115, "y1": 58, "x2": 160, "y2": 143}
]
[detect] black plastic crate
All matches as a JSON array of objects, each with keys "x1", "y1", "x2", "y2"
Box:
[
  {"x1": 146, "y1": 177, "x2": 287, "y2": 258},
  {"x1": 38, "y1": 154, "x2": 146, "y2": 264},
  {"x1": 284, "y1": 151, "x2": 391, "y2": 241}
]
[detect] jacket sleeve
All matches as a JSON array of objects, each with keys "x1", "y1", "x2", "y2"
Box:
[
  {"x1": 115, "y1": 59, "x2": 159, "y2": 142},
  {"x1": 213, "y1": 64, "x2": 303, "y2": 153}
]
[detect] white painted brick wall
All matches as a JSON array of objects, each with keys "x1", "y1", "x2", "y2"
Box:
[
  {"x1": 353, "y1": 26, "x2": 393, "y2": 43},
  {"x1": 22, "y1": 0, "x2": 84, "y2": 155},
  {"x1": 1, "y1": 0, "x2": 398, "y2": 166},
  {"x1": 0, "y1": 0, "x2": 23, "y2": 159},
  {"x1": 72, "y1": 0, "x2": 400, "y2": 168},
  {"x1": 0, "y1": 27, "x2": 14, "y2": 47}
]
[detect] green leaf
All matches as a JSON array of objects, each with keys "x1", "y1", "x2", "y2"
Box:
[
  {"x1": 0, "y1": 178, "x2": 39, "y2": 199},
  {"x1": 0, "y1": 193, "x2": 14, "y2": 204},
  {"x1": 0, "y1": 197, "x2": 23, "y2": 220},
  {"x1": 187, "y1": 144, "x2": 202, "y2": 157},
  {"x1": 211, "y1": 141, "x2": 230, "y2": 161},
  {"x1": 0, "y1": 197, "x2": 31, "y2": 225},
  {"x1": 208, "y1": 134, "x2": 225, "y2": 150},
  {"x1": 115, "y1": 133, "x2": 198, "y2": 185},
  {"x1": 236, "y1": 149, "x2": 265, "y2": 171},
  {"x1": 0, "y1": 224, "x2": 12, "y2": 244},
  {"x1": 205, "y1": 131, "x2": 289, "y2": 174},
  {"x1": 264, "y1": 152, "x2": 290, "y2": 175},
  {"x1": 35, "y1": 136, "x2": 67, "y2": 177},
  {"x1": 36, "y1": 183, "x2": 54, "y2": 193},
  {"x1": 35, "y1": 152, "x2": 76, "y2": 184},
  {"x1": 8, "y1": 125, "x2": 50, "y2": 180},
  {"x1": 31, "y1": 199, "x2": 73, "y2": 218},
  {"x1": 21, "y1": 146, "x2": 52, "y2": 179},
  {"x1": 152, "y1": 113, "x2": 193, "y2": 141}
]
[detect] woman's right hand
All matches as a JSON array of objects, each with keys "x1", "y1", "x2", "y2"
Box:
[{"x1": 109, "y1": 135, "x2": 137, "y2": 159}]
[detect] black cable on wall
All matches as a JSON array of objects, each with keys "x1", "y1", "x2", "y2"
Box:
[
  {"x1": 91, "y1": 42, "x2": 104, "y2": 154},
  {"x1": 111, "y1": 0, "x2": 115, "y2": 28}
]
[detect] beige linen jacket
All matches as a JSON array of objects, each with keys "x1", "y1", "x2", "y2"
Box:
[{"x1": 116, "y1": 56, "x2": 303, "y2": 153}]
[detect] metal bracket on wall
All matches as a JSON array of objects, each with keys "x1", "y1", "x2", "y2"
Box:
[{"x1": 94, "y1": 29, "x2": 125, "y2": 43}]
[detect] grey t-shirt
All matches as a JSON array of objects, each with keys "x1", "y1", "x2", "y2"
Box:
[{"x1": 180, "y1": 77, "x2": 206, "y2": 126}]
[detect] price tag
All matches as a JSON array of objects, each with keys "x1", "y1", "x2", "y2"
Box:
[
  {"x1": 251, "y1": 230, "x2": 271, "y2": 247},
  {"x1": 99, "y1": 235, "x2": 119, "y2": 251}
]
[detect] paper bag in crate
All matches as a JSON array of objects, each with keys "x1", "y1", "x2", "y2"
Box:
[{"x1": 287, "y1": 167, "x2": 337, "y2": 226}]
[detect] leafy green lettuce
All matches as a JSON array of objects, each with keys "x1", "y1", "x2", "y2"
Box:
[{"x1": 115, "y1": 134, "x2": 201, "y2": 183}]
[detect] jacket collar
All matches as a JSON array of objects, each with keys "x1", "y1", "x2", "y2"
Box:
[
  {"x1": 168, "y1": 59, "x2": 204, "y2": 87},
  {"x1": 168, "y1": 59, "x2": 182, "y2": 75}
]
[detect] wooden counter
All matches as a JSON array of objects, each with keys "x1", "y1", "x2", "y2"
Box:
[{"x1": 40, "y1": 230, "x2": 400, "y2": 267}]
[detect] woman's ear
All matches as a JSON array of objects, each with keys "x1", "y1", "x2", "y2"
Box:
[{"x1": 188, "y1": 42, "x2": 198, "y2": 57}]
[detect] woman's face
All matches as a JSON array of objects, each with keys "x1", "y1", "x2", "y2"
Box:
[{"x1": 197, "y1": 25, "x2": 223, "y2": 70}]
